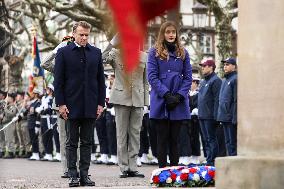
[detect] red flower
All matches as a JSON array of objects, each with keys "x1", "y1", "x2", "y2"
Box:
[
  {"x1": 180, "y1": 173, "x2": 188, "y2": 181},
  {"x1": 208, "y1": 170, "x2": 215, "y2": 178},
  {"x1": 189, "y1": 168, "x2": 197, "y2": 174},
  {"x1": 153, "y1": 176, "x2": 160, "y2": 184},
  {"x1": 170, "y1": 173, "x2": 177, "y2": 181}
]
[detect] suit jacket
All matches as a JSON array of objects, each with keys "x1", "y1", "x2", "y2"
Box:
[
  {"x1": 54, "y1": 42, "x2": 106, "y2": 119},
  {"x1": 104, "y1": 48, "x2": 149, "y2": 107}
]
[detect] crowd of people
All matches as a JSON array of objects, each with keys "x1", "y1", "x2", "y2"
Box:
[{"x1": 0, "y1": 20, "x2": 237, "y2": 187}]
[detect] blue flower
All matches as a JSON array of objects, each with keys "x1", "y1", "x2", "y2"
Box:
[
  {"x1": 159, "y1": 170, "x2": 171, "y2": 183},
  {"x1": 201, "y1": 171, "x2": 212, "y2": 182},
  {"x1": 172, "y1": 169, "x2": 181, "y2": 176}
]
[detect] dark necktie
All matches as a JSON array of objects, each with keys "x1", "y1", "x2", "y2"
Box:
[{"x1": 79, "y1": 46, "x2": 86, "y2": 63}]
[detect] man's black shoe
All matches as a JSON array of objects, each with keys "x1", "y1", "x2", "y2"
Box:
[
  {"x1": 119, "y1": 171, "x2": 128, "y2": 178},
  {"x1": 127, "y1": 171, "x2": 145, "y2": 178},
  {"x1": 61, "y1": 172, "x2": 69, "y2": 178},
  {"x1": 80, "y1": 176, "x2": 95, "y2": 186},
  {"x1": 68, "y1": 177, "x2": 80, "y2": 187}
]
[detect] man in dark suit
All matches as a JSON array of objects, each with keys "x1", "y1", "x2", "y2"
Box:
[{"x1": 54, "y1": 21, "x2": 105, "y2": 187}]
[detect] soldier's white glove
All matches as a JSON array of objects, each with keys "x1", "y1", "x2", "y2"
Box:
[
  {"x1": 12, "y1": 116, "x2": 18, "y2": 122},
  {"x1": 191, "y1": 108, "x2": 198, "y2": 116},
  {"x1": 35, "y1": 127, "x2": 40, "y2": 135},
  {"x1": 43, "y1": 103, "x2": 49, "y2": 110},
  {"x1": 143, "y1": 106, "x2": 149, "y2": 114},
  {"x1": 110, "y1": 107, "x2": 115, "y2": 116},
  {"x1": 35, "y1": 107, "x2": 42, "y2": 113}
]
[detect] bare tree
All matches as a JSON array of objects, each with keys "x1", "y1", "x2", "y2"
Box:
[
  {"x1": 197, "y1": 0, "x2": 237, "y2": 59},
  {"x1": 7, "y1": 0, "x2": 114, "y2": 54}
]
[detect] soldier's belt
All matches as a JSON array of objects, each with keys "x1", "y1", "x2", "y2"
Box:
[{"x1": 41, "y1": 115, "x2": 50, "y2": 118}]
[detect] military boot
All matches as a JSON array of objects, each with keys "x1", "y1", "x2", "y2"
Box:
[
  {"x1": 3, "y1": 151, "x2": 15, "y2": 159},
  {"x1": 18, "y1": 149, "x2": 26, "y2": 158},
  {"x1": 0, "y1": 151, "x2": 4, "y2": 158}
]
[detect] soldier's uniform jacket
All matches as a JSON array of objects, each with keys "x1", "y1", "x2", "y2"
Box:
[
  {"x1": 2, "y1": 103, "x2": 17, "y2": 124},
  {"x1": 0, "y1": 99, "x2": 6, "y2": 122},
  {"x1": 16, "y1": 100, "x2": 28, "y2": 121},
  {"x1": 27, "y1": 99, "x2": 41, "y2": 129},
  {"x1": 104, "y1": 48, "x2": 149, "y2": 107},
  {"x1": 41, "y1": 41, "x2": 69, "y2": 73},
  {"x1": 36, "y1": 95, "x2": 57, "y2": 129}
]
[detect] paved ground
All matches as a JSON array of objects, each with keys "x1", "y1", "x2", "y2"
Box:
[{"x1": 0, "y1": 159, "x2": 214, "y2": 189}]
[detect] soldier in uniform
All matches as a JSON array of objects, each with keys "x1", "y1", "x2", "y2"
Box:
[
  {"x1": 4, "y1": 55, "x2": 24, "y2": 93},
  {"x1": 15, "y1": 91, "x2": 30, "y2": 158},
  {"x1": 41, "y1": 36, "x2": 74, "y2": 73},
  {"x1": 36, "y1": 84, "x2": 55, "y2": 161},
  {"x1": 103, "y1": 34, "x2": 149, "y2": 178},
  {"x1": 2, "y1": 93, "x2": 17, "y2": 158},
  {"x1": 27, "y1": 89, "x2": 42, "y2": 160},
  {"x1": 0, "y1": 90, "x2": 7, "y2": 158},
  {"x1": 41, "y1": 36, "x2": 74, "y2": 177}
]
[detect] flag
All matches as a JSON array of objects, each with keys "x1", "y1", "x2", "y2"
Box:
[
  {"x1": 108, "y1": 0, "x2": 179, "y2": 72},
  {"x1": 30, "y1": 36, "x2": 45, "y2": 94},
  {"x1": 32, "y1": 36, "x2": 44, "y2": 77}
]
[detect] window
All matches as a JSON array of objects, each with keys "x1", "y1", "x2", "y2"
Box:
[{"x1": 199, "y1": 34, "x2": 213, "y2": 54}]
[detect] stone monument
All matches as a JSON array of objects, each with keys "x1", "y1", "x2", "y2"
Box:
[{"x1": 216, "y1": 0, "x2": 284, "y2": 189}]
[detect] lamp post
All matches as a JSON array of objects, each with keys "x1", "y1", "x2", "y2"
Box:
[
  {"x1": 191, "y1": 2, "x2": 209, "y2": 63},
  {"x1": 192, "y1": 2, "x2": 208, "y2": 29}
]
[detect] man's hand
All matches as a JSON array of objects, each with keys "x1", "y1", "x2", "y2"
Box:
[
  {"x1": 59, "y1": 105, "x2": 69, "y2": 120},
  {"x1": 96, "y1": 105, "x2": 104, "y2": 119}
]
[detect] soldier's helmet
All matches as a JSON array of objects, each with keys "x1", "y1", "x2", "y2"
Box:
[{"x1": 47, "y1": 83, "x2": 54, "y2": 91}]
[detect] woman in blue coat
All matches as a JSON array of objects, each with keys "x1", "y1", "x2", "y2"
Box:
[{"x1": 147, "y1": 21, "x2": 192, "y2": 168}]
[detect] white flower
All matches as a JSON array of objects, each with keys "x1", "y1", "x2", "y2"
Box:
[
  {"x1": 181, "y1": 168, "x2": 189, "y2": 174},
  {"x1": 166, "y1": 177, "x2": 172, "y2": 183},
  {"x1": 176, "y1": 176, "x2": 181, "y2": 183},
  {"x1": 192, "y1": 173, "x2": 200, "y2": 181},
  {"x1": 151, "y1": 169, "x2": 161, "y2": 176},
  {"x1": 201, "y1": 171, "x2": 207, "y2": 178}
]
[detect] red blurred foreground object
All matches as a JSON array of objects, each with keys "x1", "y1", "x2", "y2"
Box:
[{"x1": 108, "y1": 0, "x2": 179, "y2": 72}]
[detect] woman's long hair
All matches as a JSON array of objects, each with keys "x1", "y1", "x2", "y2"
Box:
[{"x1": 154, "y1": 21, "x2": 185, "y2": 61}]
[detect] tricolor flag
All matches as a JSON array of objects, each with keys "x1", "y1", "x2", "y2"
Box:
[
  {"x1": 32, "y1": 36, "x2": 44, "y2": 77},
  {"x1": 29, "y1": 36, "x2": 45, "y2": 94}
]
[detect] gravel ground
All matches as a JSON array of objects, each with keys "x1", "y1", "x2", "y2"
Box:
[
  {"x1": 0, "y1": 158, "x2": 154, "y2": 188},
  {"x1": 0, "y1": 158, "x2": 214, "y2": 189}
]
